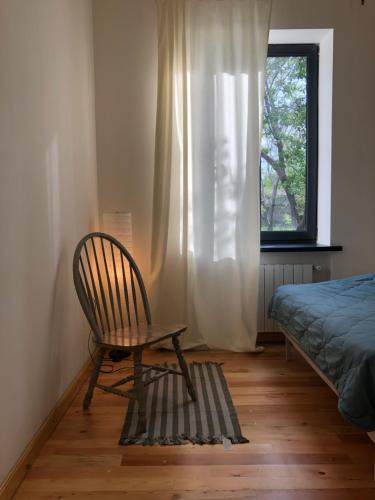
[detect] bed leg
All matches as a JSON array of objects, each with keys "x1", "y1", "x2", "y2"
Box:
[{"x1": 285, "y1": 338, "x2": 291, "y2": 361}]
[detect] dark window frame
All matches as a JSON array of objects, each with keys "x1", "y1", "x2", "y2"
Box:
[{"x1": 261, "y1": 43, "x2": 319, "y2": 244}]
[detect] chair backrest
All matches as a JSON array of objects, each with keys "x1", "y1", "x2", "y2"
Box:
[{"x1": 73, "y1": 232, "x2": 151, "y2": 342}]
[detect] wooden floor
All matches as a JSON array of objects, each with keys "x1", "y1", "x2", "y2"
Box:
[{"x1": 14, "y1": 344, "x2": 375, "y2": 500}]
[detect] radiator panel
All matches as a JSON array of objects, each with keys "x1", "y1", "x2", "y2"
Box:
[{"x1": 258, "y1": 264, "x2": 313, "y2": 332}]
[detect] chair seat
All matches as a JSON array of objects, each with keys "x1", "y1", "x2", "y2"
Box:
[{"x1": 99, "y1": 323, "x2": 187, "y2": 350}]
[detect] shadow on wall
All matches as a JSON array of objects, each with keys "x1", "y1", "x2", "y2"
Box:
[
  {"x1": 45, "y1": 249, "x2": 68, "y2": 400},
  {"x1": 21, "y1": 135, "x2": 91, "y2": 426}
]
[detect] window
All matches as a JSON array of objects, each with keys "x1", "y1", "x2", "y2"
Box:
[{"x1": 261, "y1": 44, "x2": 319, "y2": 243}]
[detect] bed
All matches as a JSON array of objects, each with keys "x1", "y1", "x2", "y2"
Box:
[{"x1": 269, "y1": 273, "x2": 375, "y2": 437}]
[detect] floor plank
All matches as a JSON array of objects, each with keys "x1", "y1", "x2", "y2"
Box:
[{"x1": 14, "y1": 344, "x2": 375, "y2": 499}]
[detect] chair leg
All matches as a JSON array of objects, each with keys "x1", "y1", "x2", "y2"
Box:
[
  {"x1": 172, "y1": 335, "x2": 196, "y2": 401},
  {"x1": 133, "y1": 350, "x2": 147, "y2": 434},
  {"x1": 83, "y1": 347, "x2": 105, "y2": 411}
]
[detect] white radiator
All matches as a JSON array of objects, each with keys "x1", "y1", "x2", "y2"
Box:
[{"x1": 258, "y1": 264, "x2": 313, "y2": 333}]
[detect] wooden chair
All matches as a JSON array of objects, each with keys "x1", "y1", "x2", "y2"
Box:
[{"x1": 73, "y1": 232, "x2": 196, "y2": 434}]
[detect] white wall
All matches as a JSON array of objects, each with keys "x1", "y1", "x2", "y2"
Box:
[
  {"x1": 93, "y1": 0, "x2": 375, "y2": 282},
  {"x1": 93, "y1": 0, "x2": 157, "y2": 281},
  {"x1": 0, "y1": 0, "x2": 98, "y2": 483}
]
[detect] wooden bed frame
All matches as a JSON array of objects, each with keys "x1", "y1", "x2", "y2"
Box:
[{"x1": 280, "y1": 325, "x2": 375, "y2": 445}]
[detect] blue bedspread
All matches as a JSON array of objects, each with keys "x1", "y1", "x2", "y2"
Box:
[{"x1": 269, "y1": 274, "x2": 375, "y2": 431}]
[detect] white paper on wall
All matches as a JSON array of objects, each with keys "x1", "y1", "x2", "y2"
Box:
[{"x1": 103, "y1": 212, "x2": 133, "y2": 255}]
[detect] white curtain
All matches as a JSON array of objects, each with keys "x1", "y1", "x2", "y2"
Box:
[{"x1": 151, "y1": 0, "x2": 272, "y2": 351}]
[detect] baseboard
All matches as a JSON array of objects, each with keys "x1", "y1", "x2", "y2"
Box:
[
  {"x1": 257, "y1": 331, "x2": 284, "y2": 343},
  {"x1": 0, "y1": 356, "x2": 93, "y2": 500}
]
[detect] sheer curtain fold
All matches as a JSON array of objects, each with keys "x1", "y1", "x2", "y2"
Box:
[{"x1": 151, "y1": 0, "x2": 272, "y2": 351}]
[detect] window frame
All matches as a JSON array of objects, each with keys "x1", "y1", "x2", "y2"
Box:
[{"x1": 261, "y1": 43, "x2": 319, "y2": 244}]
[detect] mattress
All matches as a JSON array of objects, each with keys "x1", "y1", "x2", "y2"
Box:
[{"x1": 269, "y1": 273, "x2": 375, "y2": 431}]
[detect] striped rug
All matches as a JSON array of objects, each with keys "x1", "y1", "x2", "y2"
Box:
[{"x1": 119, "y1": 362, "x2": 248, "y2": 446}]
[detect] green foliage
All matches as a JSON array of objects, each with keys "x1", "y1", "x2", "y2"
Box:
[{"x1": 261, "y1": 56, "x2": 307, "y2": 231}]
